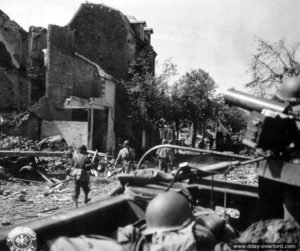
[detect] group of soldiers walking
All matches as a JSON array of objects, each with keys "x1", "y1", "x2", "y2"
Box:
[{"x1": 69, "y1": 138, "x2": 174, "y2": 207}]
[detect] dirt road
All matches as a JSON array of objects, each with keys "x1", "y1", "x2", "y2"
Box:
[
  {"x1": 0, "y1": 153, "x2": 257, "y2": 230},
  {"x1": 0, "y1": 175, "x2": 119, "y2": 229}
]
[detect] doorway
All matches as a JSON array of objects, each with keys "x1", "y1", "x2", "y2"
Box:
[{"x1": 92, "y1": 109, "x2": 108, "y2": 151}]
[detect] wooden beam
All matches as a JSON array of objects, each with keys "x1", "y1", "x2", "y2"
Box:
[
  {"x1": 90, "y1": 107, "x2": 94, "y2": 149},
  {"x1": 87, "y1": 150, "x2": 113, "y2": 158},
  {"x1": 64, "y1": 96, "x2": 106, "y2": 110},
  {"x1": 35, "y1": 169, "x2": 53, "y2": 185},
  {"x1": 0, "y1": 151, "x2": 67, "y2": 157}
]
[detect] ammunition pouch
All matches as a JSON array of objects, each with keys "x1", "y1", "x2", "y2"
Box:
[{"x1": 71, "y1": 168, "x2": 83, "y2": 181}]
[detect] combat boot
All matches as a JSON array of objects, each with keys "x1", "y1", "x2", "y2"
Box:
[
  {"x1": 84, "y1": 195, "x2": 91, "y2": 204},
  {"x1": 73, "y1": 198, "x2": 78, "y2": 208}
]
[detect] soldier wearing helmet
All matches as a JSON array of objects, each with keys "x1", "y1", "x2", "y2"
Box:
[
  {"x1": 275, "y1": 75, "x2": 300, "y2": 104},
  {"x1": 144, "y1": 192, "x2": 194, "y2": 235},
  {"x1": 266, "y1": 76, "x2": 300, "y2": 223},
  {"x1": 114, "y1": 140, "x2": 134, "y2": 173},
  {"x1": 156, "y1": 139, "x2": 171, "y2": 172},
  {"x1": 168, "y1": 139, "x2": 175, "y2": 170},
  {"x1": 142, "y1": 192, "x2": 216, "y2": 250},
  {"x1": 71, "y1": 144, "x2": 92, "y2": 207}
]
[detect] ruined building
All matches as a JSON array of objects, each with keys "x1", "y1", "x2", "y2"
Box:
[
  {"x1": 0, "y1": 10, "x2": 29, "y2": 111},
  {"x1": 0, "y1": 3, "x2": 155, "y2": 152}
]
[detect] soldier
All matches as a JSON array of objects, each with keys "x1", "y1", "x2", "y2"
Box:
[
  {"x1": 71, "y1": 144, "x2": 92, "y2": 207},
  {"x1": 252, "y1": 76, "x2": 300, "y2": 223},
  {"x1": 114, "y1": 140, "x2": 134, "y2": 173},
  {"x1": 275, "y1": 76, "x2": 300, "y2": 223},
  {"x1": 168, "y1": 139, "x2": 175, "y2": 170},
  {"x1": 156, "y1": 139, "x2": 170, "y2": 172}
]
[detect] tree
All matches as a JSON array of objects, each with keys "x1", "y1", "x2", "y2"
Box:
[
  {"x1": 124, "y1": 47, "x2": 178, "y2": 133},
  {"x1": 210, "y1": 95, "x2": 248, "y2": 133},
  {"x1": 173, "y1": 69, "x2": 217, "y2": 147},
  {"x1": 125, "y1": 46, "x2": 160, "y2": 125},
  {"x1": 221, "y1": 106, "x2": 248, "y2": 133},
  {"x1": 246, "y1": 37, "x2": 300, "y2": 95}
]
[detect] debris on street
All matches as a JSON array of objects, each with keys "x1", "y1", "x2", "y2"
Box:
[
  {"x1": 0, "y1": 133, "x2": 120, "y2": 229},
  {"x1": 0, "y1": 174, "x2": 119, "y2": 229}
]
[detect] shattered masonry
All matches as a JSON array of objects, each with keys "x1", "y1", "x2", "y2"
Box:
[{"x1": 0, "y1": 3, "x2": 156, "y2": 152}]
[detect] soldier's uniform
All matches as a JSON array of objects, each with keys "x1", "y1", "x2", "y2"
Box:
[
  {"x1": 72, "y1": 145, "x2": 92, "y2": 207},
  {"x1": 261, "y1": 76, "x2": 300, "y2": 223},
  {"x1": 156, "y1": 139, "x2": 170, "y2": 173},
  {"x1": 114, "y1": 140, "x2": 134, "y2": 173}
]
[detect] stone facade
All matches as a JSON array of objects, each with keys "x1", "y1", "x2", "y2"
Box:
[
  {"x1": 67, "y1": 4, "x2": 156, "y2": 149},
  {"x1": 41, "y1": 120, "x2": 88, "y2": 147},
  {"x1": 27, "y1": 26, "x2": 47, "y2": 104},
  {"x1": 0, "y1": 4, "x2": 155, "y2": 151},
  {"x1": 68, "y1": 4, "x2": 136, "y2": 80},
  {"x1": 41, "y1": 24, "x2": 116, "y2": 151},
  {"x1": 0, "y1": 10, "x2": 29, "y2": 111}
]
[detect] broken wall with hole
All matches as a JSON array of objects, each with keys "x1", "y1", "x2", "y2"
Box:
[
  {"x1": 0, "y1": 11, "x2": 48, "y2": 141},
  {"x1": 0, "y1": 5, "x2": 155, "y2": 150},
  {"x1": 42, "y1": 24, "x2": 108, "y2": 121},
  {"x1": 34, "y1": 24, "x2": 117, "y2": 151},
  {"x1": 67, "y1": 4, "x2": 156, "y2": 148}
]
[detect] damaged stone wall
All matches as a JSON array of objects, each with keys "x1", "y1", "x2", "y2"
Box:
[
  {"x1": 45, "y1": 25, "x2": 74, "y2": 120},
  {"x1": 7, "y1": 113, "x2": 40, "y2": 140},
  {"x1": 0, "y1": 10, "x2": 25, "y2": 69},
  {"x1": 0, "y1": 5, "x2": 154, "y2": 149},
  {"x1": 68, "y1": 4, "x2": 137, "y2": 80},
  {"x1": 27, "y1": 26, "x2": 47, "y2": 104},
  {"x1": 44, "y1": 25, "x2": 106, "y2": 121},
  {"x1": 41, "y1": 25, "x2": 116, "y2": 151},
  {"x1": 66, "y1": 4, "x2": 156, "y2": 148},
  {"x1": 0, "y1": 10, "x2": 30, "y2": 111},
  {"x1": 41, "y1": 120, "x2": 88, "y2": 147}
]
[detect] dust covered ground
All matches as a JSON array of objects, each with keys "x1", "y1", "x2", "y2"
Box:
[
  {"x1": 0, "y1": 175, "x2": 119, "y2": 229},
  {"x1": 0, "y1": 152, "x2": 257, "y2": 230}
]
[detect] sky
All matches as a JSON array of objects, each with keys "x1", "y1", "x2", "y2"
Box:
[{"x1": 2, "y1": 0, "x2": 300, "y2": 93}]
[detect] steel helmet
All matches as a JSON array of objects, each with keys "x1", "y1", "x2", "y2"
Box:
[
  {"x1": 143, "y1": 192, "x2": 194, "y2": 235},
  {"x1": 79, "y1": 144, "x2": 87, "y2": 153},
  {"x1": 123, "y1": 140, "x2": 130, "y2": 147},
  {"x1": 276, "y1": 76, "x2": 300, "y2": 103}
]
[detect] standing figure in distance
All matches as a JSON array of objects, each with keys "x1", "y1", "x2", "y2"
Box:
[
  {"x1": 114, "y1": 140, "x2": 134, "y2": 173},
  {"x1": 156, "y1": 139, "x2": 169, "y2": 173},
  {"x1": 168, "y1": 139, "x2": 175, "y2": 171},
  {"x1": 71, "y1": 144, "x2": 92, "y2": 207}
]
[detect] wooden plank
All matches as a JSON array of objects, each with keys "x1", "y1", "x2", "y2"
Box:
[
  {"x1": 90, "y1": 107, "x2": 94, "y2": 149},
  {"x1": 0, "y1": 150, "x2": 67, "y2": 157},
  {"x1": 35, "y1": 169, "x2": 53, "y2": 185},
  {"x1": 49, "y1": 178, "x2": 72, "y2": 188},
  {"x1": 64, "y1": 96, "x2": 106, "y2": 110},
  {"x1": 12, "y1": 178, "x2": 44, "y2": 184},
  {"x1": 87, "y1": 150, "x2": 113, "y2": 158}
]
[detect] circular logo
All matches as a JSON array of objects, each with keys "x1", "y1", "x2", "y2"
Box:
[{"x1": 7, "y1": 227, "x2": 37, "y2": 251}]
